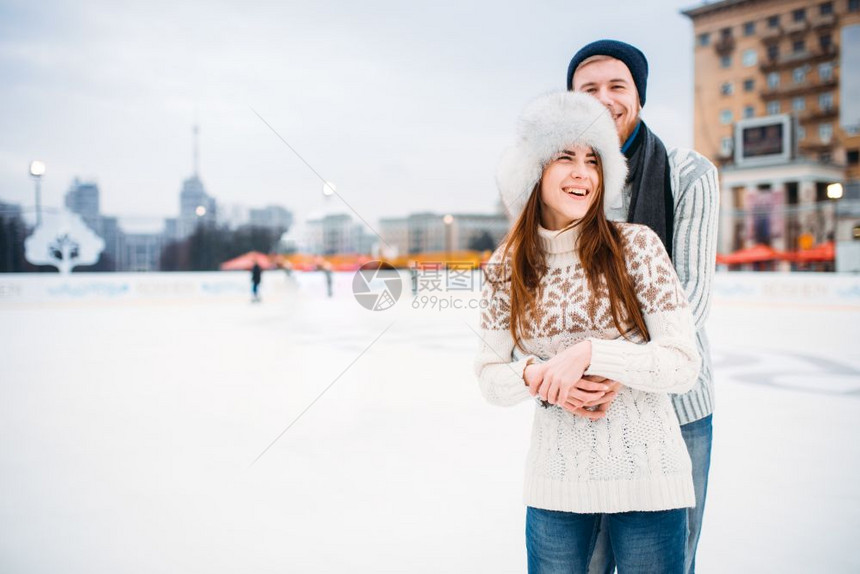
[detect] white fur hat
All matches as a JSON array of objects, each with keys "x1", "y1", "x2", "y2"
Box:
[{"x1": 497, "y1": 91, "x2": 627, "y2": 220}]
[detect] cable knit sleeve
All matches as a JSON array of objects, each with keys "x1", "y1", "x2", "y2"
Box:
[
  {"x1": 585, "y1": 225, "x2": 701, "y2": 393},
  {"x1": 473, "y1": 249, "x2": 536, "y2": 406},
  {"x1": 670, "y1": 149, "x2": 720, "y2": 331}
]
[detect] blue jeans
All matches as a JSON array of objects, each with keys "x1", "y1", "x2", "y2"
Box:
[
  {"x1": 527, "y1": 506, "x2": 687, "y2": 574},
  {"x1": 587, "y1": 415, "x2": 714, "y2": 574}
]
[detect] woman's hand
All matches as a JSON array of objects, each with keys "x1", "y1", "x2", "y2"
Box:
[{"x1": 527, "y1": 341, "x2": 607, "y2": 405}]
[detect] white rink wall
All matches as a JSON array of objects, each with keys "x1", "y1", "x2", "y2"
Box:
[{"x1": 1, "y1": 270, "x2": 859, "y2": 307}]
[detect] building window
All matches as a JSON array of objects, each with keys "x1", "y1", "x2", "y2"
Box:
[
  {"x1": 721, "y1": 81, "x2": 734, "y2": 96},
  {"x1": 721, "y1": 27, "x2": 733, "y2": 39},
  {"x1": 744, "y1": 21, "x2": 755, "y2": 36},
  {"x1": 820, "y1": 2, "x2": 833, "y2": 16},
  {"x1": 820, "y1": 34, "x2": 832, "y2": 51},
  {"x1": 819, "y1": 123, "x2": 833, "y2": 142},
  {"x1": 793, "y1": 66, "x2": 807, "y2": 84},
  {"x1": 819, "y1": 62, "x2": 833, "y2": 81},
  {"x1": 767, "y1": 72, "x2": 780, "y2": 88},
  {"x1": 820, "y1": 152, "x2": 832, "y2": 163},
  {"x1": 767, "y1": 101, "x2": 781, "y2": 115},
  {"x1": 720, "y1": 109, "x2": 733, "y2": 125},
  {"x1": 793, "y1": 8, "x2": 806, "y2": 21},
  {"x1": 819, "y1": 92, "x2": 833, "y2": 110},
  {"x1": 793, "y1": 97, "x2": 806, "y2": 112},
  {"x1": 720, "y1": 55, "x2": 732, "y2": 68},
  {"x1": 798, "y1": 126, "x2": 806, "y2": 140},
  {"x1": 793, "y1": 40, "x2": 805, "y2": 54},
  {"x1": 743, "y1": 106, "x2": 755, "y2": 119},
  {"x1": 767, "y1": 44, "x2": 779, "y2": 61},
  {"x1": 742, "y1": 49, "x2": 757, "y2": 67},
  {"x1": 743, "y1": 78, "x2": 755, "y2": 92},
  {"x1": 768, "y1": 15, "x2": 780, "y2": 27},
  {"x1": 698, "y1": 33, "x2": 710, "y2": 47},
  {"x1": 847, "y1": 149, "x2": 859, "y2": 165},
  {"x1": 851, "y1": 0, "x2": 859, "y2": 12},
  {"x1": 721, "y1": 137, "x2": 733, "y2": 156}
]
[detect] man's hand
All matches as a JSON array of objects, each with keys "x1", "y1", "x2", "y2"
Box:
[{"x1": 562, "y1": 377, "x2": 621, "y2": 420}]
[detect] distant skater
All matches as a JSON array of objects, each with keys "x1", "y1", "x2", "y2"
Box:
[
  {"x1": 408, "y1": 260, "x2": 418, "y2": 296},
  {"x1": 323, "y1": 264, "x2": 333, "y2": 298},
  {"x1": 251, "y1": 262, "x2": 262, "y2": 302}
]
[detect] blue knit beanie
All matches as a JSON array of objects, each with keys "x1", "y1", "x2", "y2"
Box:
[{"x1": 566, "y1": 40, "x2": 649, "y2": 106}]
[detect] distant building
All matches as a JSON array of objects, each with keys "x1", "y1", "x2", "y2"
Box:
[
  {"x1": 64, "y1": 179, "x2": 100, "y2": 229},
  {"x1": 0, "y1": 199, "x2": 27, "y2": 272},
  {"x1": 177, "y1": 175, "x2": 217, "y2": 238},
  {"x1": 455, "y1": 213, "x2": 509, "y2": 251},
  {"x1": 682, "y1": 0, "x2": 859, "y2": 172},
  {"x1": 379, "y1": 212, "x2": 509, "y2": 256},
  {"x1": 249, "y1": 205, "x2": 293, "y2": 232},
  {"x1": 378, "y1": 217, "x2": 408, "y2": 257},
  {"x1": 97, "y1": 215, "x2": 125, "y2": 271},
  {"x1": 174, "y1": 123, "x2": 217, "y2": 239},
  {"x1": 0, "y1": 199, "x2": 24, "y2": 220},
  {"x1": 64, "y1": 179, "x2": 125, "y2": 270},
  {"x1": 305, "y1": 213, "x2": 374, "y2": 255},
  {"x1": 216, "y1": 203, "x2": 249, "y2": 229},
  {"x1": 123, "y1": 233, "x2": 164, "y2": 272},
  {"x1": 682, "y1": 0, "x2": 860, "y2": 269}
]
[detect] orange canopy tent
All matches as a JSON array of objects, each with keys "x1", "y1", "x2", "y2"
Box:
[
  {"x1": 786, "y1": 242, "x2": 835, "y2": 263},
  {"x1": 219, "y1": 251, "x2": 275, "y2": 271},
  {"x1": 716, "y1": 244, "x2": 786, "y2": 265}
]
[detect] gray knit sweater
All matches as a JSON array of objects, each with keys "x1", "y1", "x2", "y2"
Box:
[{"x1": 606, "y1": 147, "x2": 720, "y2": 425}]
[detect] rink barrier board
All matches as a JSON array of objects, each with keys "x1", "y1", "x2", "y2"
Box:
[{"x1": 0, "y1": 270, "x2": 858, "y2": 308}]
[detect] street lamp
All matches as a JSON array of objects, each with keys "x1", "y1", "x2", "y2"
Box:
[
  {"x1": 826, "y1": 183, "x2": 843, "y2": 199},
  {"x1": 322, "y1": 181, "x2": 336, "y2": 197},
  {"x1": 29, "y1": 160, "x2": 46, "y2": 226}
]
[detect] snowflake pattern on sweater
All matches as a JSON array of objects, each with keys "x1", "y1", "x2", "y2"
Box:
[{"x1": 475, "y1": 222, "x2": 700, "y2": 513}]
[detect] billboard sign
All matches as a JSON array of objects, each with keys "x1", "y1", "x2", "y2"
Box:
[{"x1": 735, "y1": 114, "x2": 793, "y2": 166}]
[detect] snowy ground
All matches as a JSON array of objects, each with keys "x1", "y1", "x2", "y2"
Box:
[{"x1": 1, "y1": 272, "x2": 859, "y2": 573}]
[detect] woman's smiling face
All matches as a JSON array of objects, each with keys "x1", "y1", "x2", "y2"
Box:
[{"x1": 539, "y1": 145, "x2": 601, "y2": 230}]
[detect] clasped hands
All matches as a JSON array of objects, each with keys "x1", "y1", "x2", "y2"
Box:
[{"x1": 523, "y1": 341, "x2": 620, "y2": 421}]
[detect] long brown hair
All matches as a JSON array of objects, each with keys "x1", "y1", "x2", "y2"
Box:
[{"x1": 502, "y1": 151, "x2": 649, "y2": 348}]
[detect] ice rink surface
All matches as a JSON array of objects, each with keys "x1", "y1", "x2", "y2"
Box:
[{"x1": 1, "y1": 272, "x2": 859, "y2": 573}]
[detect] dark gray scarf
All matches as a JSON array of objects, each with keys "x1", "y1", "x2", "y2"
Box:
[{"x1": 624, "y1": 121, "x2": 674, "y2": 260}]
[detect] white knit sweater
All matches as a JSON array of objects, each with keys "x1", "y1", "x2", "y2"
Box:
[{"x1": 475, "y1": 223, "x2": 700, "y2": 513}]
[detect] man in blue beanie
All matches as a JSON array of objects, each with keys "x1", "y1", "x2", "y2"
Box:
[{"x1": 567, "y1": 40, "x2": 720, "y2": 574}]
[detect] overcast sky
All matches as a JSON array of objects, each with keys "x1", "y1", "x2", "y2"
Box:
[{"x1": 0, "y1": 0, "x2": 702, "y2": 232}]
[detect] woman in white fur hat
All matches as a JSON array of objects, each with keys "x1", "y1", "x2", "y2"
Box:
[{"x1": 475, "y1": 91, "x2": 700, "y2": 573}]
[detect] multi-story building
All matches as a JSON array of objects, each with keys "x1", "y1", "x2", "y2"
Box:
[
  {"x1": 683, "y1": 0, "x2": 860, "y2": 270},
  {"x1": 0, "y1": 199, "x2": 27, "y2": 272},
  {"x1": 64, "y1": 179, "x2": 125, "y2": 271},
  {"x1": 379, "y1": 212, "x2": 509, "y2": 256},
  {"x1": 123, "y1": 233, "x2": 164, "y2": 272},
  {"x1": 174, "y1": 124, "x2": 217, "y2": 239},
  {"x1": 305, "y1": 213, "x2": 373, "y2": 255},
  {"x1": 97, "y1": 215, "x2": 125, "y2": 271},
  {"x1": 249, "y1": 205, "x2": 293, "y2": 233},
  {"x1": 177, "y1": 175, "x2": 217, "y2": 238},
  {"x1": 455, "y1": 213, "x2": 510, "y2": 252},
  {"x1": 378, "y1": 216, "x2": 409, "y2": 258},
  {"x1": 64, "y1": 179, "x2": 100, "y2": 229}
]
